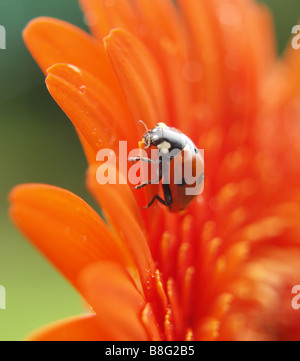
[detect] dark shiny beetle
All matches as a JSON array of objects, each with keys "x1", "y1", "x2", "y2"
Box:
[{"x1": 129, "y1": 122, "x2": 204, "y2": 212}]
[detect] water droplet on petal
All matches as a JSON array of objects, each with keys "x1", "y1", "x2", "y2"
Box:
[
  {"x1": 79, "y1": 85, "x2": 86, "y2": 94},
  {"x1": 146, "y1": 280, "x2": 151, "y2": 290},
  {"x1": 67, "y1": 64, "x2": 81, "y2": 74},
  {"x1": 109, "y1": 136, "x2": 116, "y2": 146},
  {"x1": 96, "y1": 139, "x2": 104, "y2": 148}
]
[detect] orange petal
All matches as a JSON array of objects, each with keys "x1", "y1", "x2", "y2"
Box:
[
  {"x1": 27, "y1": 314, "x2": 103, "y2": 341},
  {"x1": 23, "y1": 17, "x2": 116, "y2": 84},
  {"x1": 78, "y1": 262, "x2": 149, "y2": 341},
  {"x1": 79, "y1": 0, "x2": 139, "y2": 40},
  {"x1": 46, "y1": 63, "x2": 137, "y2": 155},
  {"x1": 134, "y1": 0, "x2": 193, "y2": 130},
  {"x1": 87, "y1": 164, "x2": 154, "y2": 286},
  {"x1": 9, "y1": 184, "x2": 135, "y2": 287},
  {"x1": 178, "y1": 0, "x2": 226, "y2": 117},
  {"x1": 104, "y1": 29, "x2": 169, "y2": 130},
  {"x1": 81, "y1": 0, "x2": 191, "y2": 129},
  {"x1": 195, "y1": 317, "x2": 220, "y2": 341},
  {"x1": 241, "y1": 1, "x2": 276, "y2": 77},
  {"x1": 77, "y1": 131, "x2": 98, "y2": 165},
  {"x1": 178, "y1": 0, "x2": 276, "y2": 139},
  {"x1": 274, "y1": 25, "x2": 300, "y2": 102},
  {"x1": 218, "y1": 247, "x2": 300, "y2": 341},
  {"x1": 141, "y1": 303, "x2": 162, "y2": 341}
]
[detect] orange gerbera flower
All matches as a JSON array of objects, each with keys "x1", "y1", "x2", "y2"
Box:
[{"x1": 9, "y1": 0, "x2": 300, "y2": 341}]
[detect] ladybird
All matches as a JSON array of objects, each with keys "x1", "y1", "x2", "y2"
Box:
[{"x1": 129, "y1": 122, "x2": 204, "y2": 212}]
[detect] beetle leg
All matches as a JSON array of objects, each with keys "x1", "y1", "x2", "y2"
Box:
[
  {"x1": 134, "y1": 169, "x2": 163, "y2": 190},
  {"x1": 128, "y1": 157, "x2": 161, "y2": 165},
  {"x1": 134, "y1": 179, "x2": 160, "y2": 190},
  {"x1": 162, "y1": 184, "x2": 172, "y2": 205},
  {"x1": 143, "y1": 195, "x2": 168, "y2": 209}
]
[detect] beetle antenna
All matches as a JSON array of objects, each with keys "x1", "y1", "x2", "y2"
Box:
[{"x1": 139, "y1": 120, "x2": 149, "y2": 132}]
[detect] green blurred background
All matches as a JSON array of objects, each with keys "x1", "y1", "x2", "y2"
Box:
[{"x1": 0, "y1": 0, "x2": 299, "y2": 341}]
